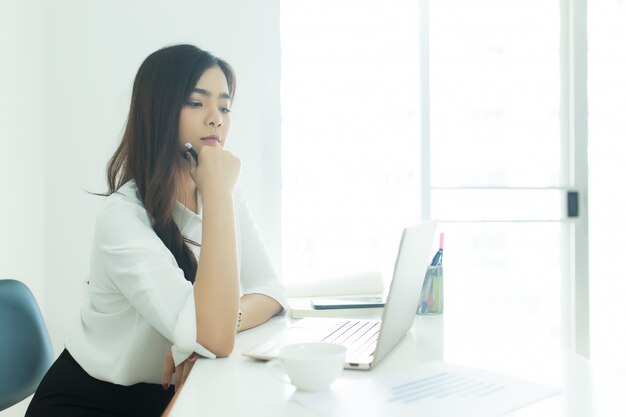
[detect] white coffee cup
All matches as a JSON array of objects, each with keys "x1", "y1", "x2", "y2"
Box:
[{"x1": 268, "y1": 342, "x2": 347, "y2": 392}]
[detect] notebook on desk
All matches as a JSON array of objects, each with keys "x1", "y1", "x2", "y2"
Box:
[{"x1": 243, "y1": 220, "x2": 438, "y2": 370}]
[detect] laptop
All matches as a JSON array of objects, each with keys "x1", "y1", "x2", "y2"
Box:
[{"x1": 243, "y1": 220, "x2": 438, "y2": 370}]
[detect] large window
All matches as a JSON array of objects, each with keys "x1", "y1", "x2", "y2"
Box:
[
  {"x1": 281, "y1": 0, "x2": 601, "y2": 361},
  {"x1": 588, "y1": 0, "x2": 626, "y2": 371},
  {"x1": 428, "y1": 0, "x2": 565, "y2": 361},
  {"x1": 280, "y1": 0, "x2": 422, "y2": 284}
]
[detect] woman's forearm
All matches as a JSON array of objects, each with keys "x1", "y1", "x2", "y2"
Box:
[
  {"x1": 194, "y1": 190, "x2": 240, "y2": 357},
  {"x1": 238, "y1": 293, "x2": 283, "y2": 332}
]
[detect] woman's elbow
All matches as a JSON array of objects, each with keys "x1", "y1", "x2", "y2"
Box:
[
  {"x1": 212, "y1": 343, "x2": 234, "y2": 358},
  {"x1": 198, "y1": 333, "x2": 235, "y2": 358}
]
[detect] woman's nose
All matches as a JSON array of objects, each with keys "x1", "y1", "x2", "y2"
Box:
[{"x1": 204, "y1": 107, "x2": 222, "y2": 126}]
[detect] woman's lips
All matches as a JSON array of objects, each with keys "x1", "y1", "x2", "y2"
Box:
[{"x1": 201, "y1": 135, "x2": 221, "y2": 145}]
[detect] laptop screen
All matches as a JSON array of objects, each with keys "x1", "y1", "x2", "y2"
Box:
[{"x1": 372, "y1": 220, "x2": 438, "y2": 366}]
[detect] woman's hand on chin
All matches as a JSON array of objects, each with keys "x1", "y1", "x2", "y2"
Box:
[{"x1": 185, "y1": 145, "x2": 241, "y2": 197}]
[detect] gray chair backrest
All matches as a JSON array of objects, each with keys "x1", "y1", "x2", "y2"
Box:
[{"x1": 0, "y1": 279, "x2": 54, "y2": 411}]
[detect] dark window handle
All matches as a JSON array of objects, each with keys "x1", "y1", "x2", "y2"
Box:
[{"x1": 567, "y1": 191, "x2": 579, "y2": 218}]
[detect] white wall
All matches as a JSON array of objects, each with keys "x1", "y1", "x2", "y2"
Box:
[
  {"x1": 0, "y1": 2, "x2": 44, "y2": 415},
  {"x1": 1, "y1": 0, "x2": 282, "y2": 359},
  {"x1": 0, "y1": 0, "x2": 45, "y2": 313}
]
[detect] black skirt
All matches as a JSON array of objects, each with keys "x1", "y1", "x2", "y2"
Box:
[{"x1": 26, "y1": 349, "x2": 175, "y2": 417}]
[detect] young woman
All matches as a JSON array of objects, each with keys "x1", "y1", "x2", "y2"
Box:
[{"x1": 27, "y1": 44, "x2": 286, "y2": 417}]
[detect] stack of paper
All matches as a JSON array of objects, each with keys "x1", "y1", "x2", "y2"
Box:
[{"x1": 290, "y1": 361, "x2": 560, "y2": 417}]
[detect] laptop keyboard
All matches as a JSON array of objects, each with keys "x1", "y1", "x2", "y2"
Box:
[{"x1": 319, "y1": 320, "x2": 381, "y2": 360}]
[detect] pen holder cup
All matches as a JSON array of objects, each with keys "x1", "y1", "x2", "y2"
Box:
[{"x1": 417, "y1": 265, "x2": 443, "y2": 315}]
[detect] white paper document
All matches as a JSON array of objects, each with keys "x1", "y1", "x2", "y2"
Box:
[{"x1": 290, "y1": 361, "x2": 560, "y2": 417}]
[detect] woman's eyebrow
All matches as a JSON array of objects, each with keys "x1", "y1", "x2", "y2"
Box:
[{"x1": 191, "y1": 88, "x2": 231, "y2": 100}]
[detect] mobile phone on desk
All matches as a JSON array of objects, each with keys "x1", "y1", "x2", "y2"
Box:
[{"x1": 310, "y1": 296, "x2": 385, "y2": 310}]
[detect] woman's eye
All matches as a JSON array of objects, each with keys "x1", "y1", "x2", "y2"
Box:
[
  {"x1": 186, "y1": 101, "x2": 203, "y2": 108},
  {"x1": 220, "y1": 107, "x2": 231, "y2": 114}
]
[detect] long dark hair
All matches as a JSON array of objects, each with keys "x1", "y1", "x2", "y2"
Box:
[{"x1": 105, "y1": 44, "x2": 236, "y2": 283}]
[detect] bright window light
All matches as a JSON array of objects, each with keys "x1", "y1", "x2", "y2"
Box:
[
  {"x1": 588, "y1": 0, "x2": 626, "y2": 371},
  {"x1": 280, "y1": 0, "x2": 422, "y2": 285},
  {"x1": 428, "y1": 0, "x2": 563, "y2": 360}
]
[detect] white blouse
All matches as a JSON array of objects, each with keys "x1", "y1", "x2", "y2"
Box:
[{"x1": 65, "y1": 180, "x2": 287, "y2": 386}]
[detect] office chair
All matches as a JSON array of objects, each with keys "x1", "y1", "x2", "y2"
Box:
[{"x1": 0, "y1": 279, "x2": 54, "y2": 411}]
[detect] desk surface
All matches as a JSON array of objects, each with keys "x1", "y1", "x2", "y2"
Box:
[{"x1": 166, "y1": 314, "x2": 624, "y2": 417}]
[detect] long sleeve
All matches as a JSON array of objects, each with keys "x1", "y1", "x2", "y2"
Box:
[
  {"x1": 96, "y1": 201, "x2": 214, "y2": 361},
  {"x1": 65, "y1": 181, "x2": 287, "y2": 386},
  {"x1": 65, "y1": 183, "x2": 214, "y2": 386}
]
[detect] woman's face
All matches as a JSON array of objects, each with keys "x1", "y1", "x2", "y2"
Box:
[{"x1": 179, "y1": 65, "x2": 232, "y2": 152}]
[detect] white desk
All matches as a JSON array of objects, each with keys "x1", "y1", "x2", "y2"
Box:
[{"x1": 166, "y1": 314, "x2": 624, "y2": 417}]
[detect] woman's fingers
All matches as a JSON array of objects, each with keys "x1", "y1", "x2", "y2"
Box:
[
  {"x1": 180, "y1": 362, "x2": 193, "y2": 388},
  {"x1": 162, "y1": 349, "x2": 175, "y2": 390},
  {"x1": 174, "y1": 354, "x2": 198, "y2": 392},
  {"x1": 194, "y1": 145, "x2": 241, "y2": 194},
  {"x1": 175, "y1": 365, "x2": 183, "y2": 391}
]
